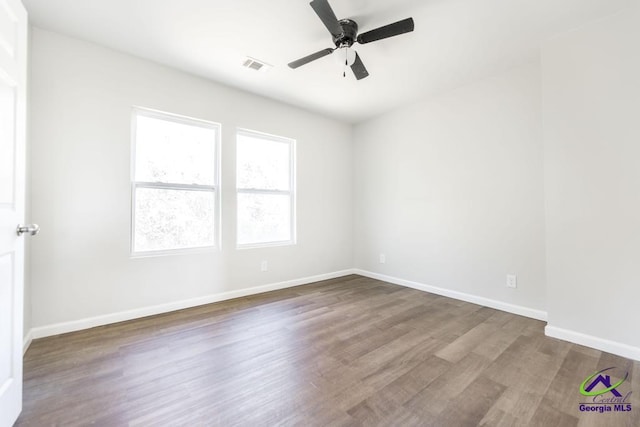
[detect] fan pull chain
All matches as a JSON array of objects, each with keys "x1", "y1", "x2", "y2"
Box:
[{"x1": 343, "y1": 51, "x2": 348, "y2": 78}]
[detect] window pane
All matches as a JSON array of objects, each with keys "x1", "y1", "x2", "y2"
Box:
[
  {"x1": 237, "y1": 133, "x2": 290, "y2": 190},
  {"x1": 134, "y1": 187, "x2": 215, "y2": 252},
  {"x1": 237, "y1": 193, "x2": 291, "y2": 245},
  {"x1": 135, "y1": 114, "x2": 216, "y2": 185}
]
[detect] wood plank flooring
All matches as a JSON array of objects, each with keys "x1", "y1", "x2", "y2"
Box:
[{"x1": 16, "y1": 275, "x2": 640, "y2": 426}]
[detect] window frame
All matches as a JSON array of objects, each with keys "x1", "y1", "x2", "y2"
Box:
[
  {"x1": 130, "y1": 107, "x2": 221, "y2": 258},
  {"x1": 236, "y1": 128, "x2": 296, "y2": 249}
]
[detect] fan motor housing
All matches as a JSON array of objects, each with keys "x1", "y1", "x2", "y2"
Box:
[{"x1": 332, "y1": 19, "x2": 358, "y2": 47}]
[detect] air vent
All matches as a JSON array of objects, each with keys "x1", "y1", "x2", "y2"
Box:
[{"x1": 242, "y1": 57, "x2": 272, "y2": 72}]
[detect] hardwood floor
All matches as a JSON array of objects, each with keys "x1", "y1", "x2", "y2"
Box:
[{"x1": 17, "y1": 275, "x2": 639, "y2": 426}]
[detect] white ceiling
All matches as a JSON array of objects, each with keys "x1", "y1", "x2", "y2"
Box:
[{"x1": 23, "y1": 0, "x2": 630, "y2": 123}]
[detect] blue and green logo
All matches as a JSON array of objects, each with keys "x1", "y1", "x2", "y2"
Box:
[
  {"x1": 578, "y1": 367, "x2": 632, "y2": 414},
  {"x1": 580, "y1": 367, "x2": 628, "y2": 397}
]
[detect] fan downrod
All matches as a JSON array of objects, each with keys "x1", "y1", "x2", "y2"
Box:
[{"x1": 332, "y1": 19, "x2": 358, "y2": 48}]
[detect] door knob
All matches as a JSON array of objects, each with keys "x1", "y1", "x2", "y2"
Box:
[{"x1": 16, "y1": 224, "x2": 40, "y2": 236}]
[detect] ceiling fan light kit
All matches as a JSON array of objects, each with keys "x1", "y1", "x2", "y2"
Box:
[
  {"x1": 334, "y1": 47, "x2": 356, "y2": 67},
  {"x1": 288, "y1": 0, "x2": 415, "y2": 80}
]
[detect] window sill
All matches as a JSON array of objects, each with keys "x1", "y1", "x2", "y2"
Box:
[
  {"x1": 130, "y1": 245, "x2": 218, "y2": 259},
  {"x1": 236, "y1": 240, "x2": 296, "y2": 251}
]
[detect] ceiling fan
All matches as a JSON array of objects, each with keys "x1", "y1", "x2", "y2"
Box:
[{"x1": 288, "y1": 0, "x2": 415, "y2": 80}]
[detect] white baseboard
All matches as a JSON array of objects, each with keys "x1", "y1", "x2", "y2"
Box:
[
  {"x1": 545, "y1": 325, "x2": 640, "y2": 362},
  {"x1": 23, "y1": 329, "x2": 33, "y2": 354},
  {"x1": 29, "y1": 269, "x2": 356, "y2": 340},
  {"x1": 354, "y1": 269, "x2": 548, "y2": 322},
  {"x1": 24, "y1": 269, "x2": 640, "y2": 363},
  {"x1": 354, "y1": 270, "x2": 639, "y2": 361}
]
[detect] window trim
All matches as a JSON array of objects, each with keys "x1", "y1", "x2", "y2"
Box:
[
  {"x1": 236, "y1": 128, "x2": 296, "y2": 249},
  {"x1": 130, "y1": 107, "x2": 221, "y2": 258}
]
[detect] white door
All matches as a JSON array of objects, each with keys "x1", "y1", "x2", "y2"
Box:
[{"x1": 0, "y1": 0, "x2": 27, "y2": 425}]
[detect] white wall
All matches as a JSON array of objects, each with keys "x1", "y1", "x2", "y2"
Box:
[
  {"x1": 354, "y1": 63, "x2": 546, "y2": 313},
  {"x1": 542, "y1": 3, "x2": 640, "y2": 350},
  {"x1": 28, "y1": 28, "x2": 353, "y2": 329}
]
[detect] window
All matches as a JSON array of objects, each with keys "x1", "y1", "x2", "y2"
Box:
[
  {"x1": 131, "y1": 108, "x2": 219, "y2": 255},
  {"x1": 236, "y1": 129, "x2": 295, "y2": 247}
]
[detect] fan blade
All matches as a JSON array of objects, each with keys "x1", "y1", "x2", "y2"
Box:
[
  {"x1": 310, "y1": 0, "x2": 342, "y2": 37},
  {"x1": 351, "y1": 52, "x2": 369, "y2": 80},
  {"x1": 288, "y1": 48, "x2": 335, "y2": 69},
  {"x1": 357, "y1": 17, "x2": 415, "y2": 45}
]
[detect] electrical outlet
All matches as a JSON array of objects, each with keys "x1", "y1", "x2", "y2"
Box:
[
  {"x1": 261, "y1": 261, "x2": 268, "y2": 272},
  {"x1": 379, "y1": 254, "x2": 386, "y2": 264},
  {"x1": 506, "y1": 274, "x2": 517, "y2": 289}
]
